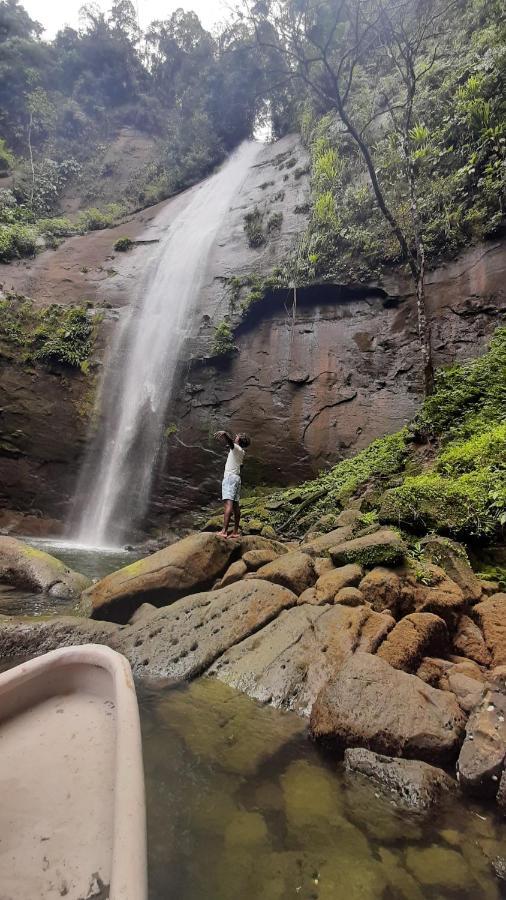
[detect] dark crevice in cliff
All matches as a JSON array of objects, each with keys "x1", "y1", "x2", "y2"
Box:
[{"x1": 235, "y1": 282, "x2": 395, "y2": 337}]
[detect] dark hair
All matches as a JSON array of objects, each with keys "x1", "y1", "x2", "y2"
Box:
[{"x1": 237, "y1": 433, "x2": 250, "y2": 448}]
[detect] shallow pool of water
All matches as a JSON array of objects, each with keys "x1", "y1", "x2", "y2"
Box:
[
  {"x1": 140, "y1": 678, "x2": 506, "y2": 900},
  {"x1": 2, "y1": 544, "x2": 506, "y2": 899},
  {"x1": 0, "y1": 538, "x2": 140, "y2": 617}
]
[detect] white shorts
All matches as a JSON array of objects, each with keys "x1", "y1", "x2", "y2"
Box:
[{"x1": 222, "y1": 473, "x2": 241, "y2": 501}]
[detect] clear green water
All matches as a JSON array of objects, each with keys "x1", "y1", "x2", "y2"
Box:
[{"x1": 2, "y1": 541, "x2": 506, "y2": 899}]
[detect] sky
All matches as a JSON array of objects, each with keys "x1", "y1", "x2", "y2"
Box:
[{"x1": 21, "y1": 0, "x2": 233, "y2": 38}]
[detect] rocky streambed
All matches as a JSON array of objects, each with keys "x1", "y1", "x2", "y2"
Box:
[{"x1": 1, "y1": 527, "x2": 506, "y2": 897}]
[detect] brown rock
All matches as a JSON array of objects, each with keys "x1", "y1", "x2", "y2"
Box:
[
  {"x1": 0, "y1": 536, "x2": 90, "y2": 601},
  {"x1": 248, "y1": 551, "x2": 315, "y2": 595},
  {"x1": 359, "y1": 567, "x2": 403, "y2": 614},
  {"x1": 220, "y1": 559, "x2": 248, "y2": 587},
  {"x1": 129, "y1": 602, "x2": 157, "y2": 625},
  {"x1": 85, "y1": 532, "x2": 236, "y2": 622},
  {"x1": 313, "y1": 557, "x2": 334, "y2": 578},
  {"x1": 420, "y1": 536, "x2": 482, "y2": 602},
  {"x1": 416, "y1": 656, "x2": 452, "y2": 687},
  {"x1": 446, "y1": 671, "x2": 485, "y2": 713},
  {"x1": 344, "y1": 748, "x2": 455, "y2": 810},
  {"x1": 481, "y1": 580, "x2": 500, "y2": 596},
  {"x1": 242, "y1": 548, "x2": 280, "y2": 571},
  {"x1": 296, "y1": 587, "x2": 320, "y2": 606},
  {"x1": 310, "y1": 652, "x2": 466, "y2": 765},
  {"x1": 334, "y1": 587, "x2": 366, "y2": 607},
  {"x1": 301, "y1": 526, "x2": 354, "y2": 556},
  {"x1": 0, "y1": 616, "x2": 119, "y2": 660},
  {"x1": 237, "y1": 535, "x2": 289, "y2": 557},
  {"x1": 377, "y1": 613, "x2": 448, "y2": 673},
  {"x1": 210, "y1": 605, "x2": 394, "y2": 716},
  {"x1": 452, "y1": 615, "x2": 491, "y2": 666},
  {"x1": 313, "y1": 564, "x2": 363, "y2": 602},
  {"x1": 329, "y1": 529, "x2": 406, "y2": 568},
  {"x1": 472, "y1": 594, "x2": 506, "y2": 666},
  {"x1": 458, "y1": 684, "x2": 506, "y2": 796},
  {"x1": 413, "y1": 566, "x2": 466, "y2": 620}
]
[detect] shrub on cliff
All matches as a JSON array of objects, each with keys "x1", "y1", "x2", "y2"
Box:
[
  {"x1": 0, "y1": 223, "x2": 38, "y2": 261},
  {"x1": 0, "y1": 298, "x2": 94, "y2": 371}
]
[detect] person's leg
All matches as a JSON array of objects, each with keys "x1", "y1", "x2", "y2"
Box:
[
  {"x1": 219, "y1": 500, "x2": 233, "y2": 537},
  {"x1": 231, "y1": 501, "x2": 241, "y2": 537}
]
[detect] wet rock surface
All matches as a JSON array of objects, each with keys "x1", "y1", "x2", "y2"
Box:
[
  {"x1": 344, "y1": 748, "x2": 455, "y2": 809},
  {"x1": 458, "y1": 676, "x2": 506, "y2": 797},
  {"x1": 0, "y1": 536, "x2": 90, "y2": 600},
  {"x1": 85, "y1": 532, "x2": 237, "y2": 622},
  {"x1": 310, "y1": 652, "x2": 466, "y2": 765}
]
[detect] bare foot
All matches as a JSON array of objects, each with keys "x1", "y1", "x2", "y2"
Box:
[
  {"x1": 229, "y1": 531, "x2": 241, "y2": 539},
  {"x1": 218, "y1": 530, "x2": 229, "y2": 538}
]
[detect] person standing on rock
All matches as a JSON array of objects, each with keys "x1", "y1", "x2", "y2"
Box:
[{"x1": 214, "y1": 430, "x2": 250, "y2": 538}]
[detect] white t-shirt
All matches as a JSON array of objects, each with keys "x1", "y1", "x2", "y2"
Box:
[{"x1": 224, "y1": 443, "x2": 245, "y2": 477}]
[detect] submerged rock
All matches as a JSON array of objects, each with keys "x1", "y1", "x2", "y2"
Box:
[
  {"x1": 0, "y1": 616, "x2": 119, "y2": 659},
  {"x1": 84, "y1": 531, "x2": 236, "y2": 622},
  {"x1": 310, "y1": 652, "x2": 466, "y2": 765},
  {"x1": 344, "y1": 748, "x2": 455, "y2": 809},
  {"x1": 0, "y1": 536, "x2": 90, "y2": 601}
]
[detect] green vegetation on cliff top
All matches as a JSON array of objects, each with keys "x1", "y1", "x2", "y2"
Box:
[{"x1": 240, "y1": 327, "x2": 506, "y2": 541}]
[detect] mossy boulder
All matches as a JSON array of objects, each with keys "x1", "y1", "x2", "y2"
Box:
[
  {"x1": 0, "y1": 536, "x2": 90, "y2": 600},
  {"x1": 329, "y1": 529, "x2": 406, "y2": 569}
]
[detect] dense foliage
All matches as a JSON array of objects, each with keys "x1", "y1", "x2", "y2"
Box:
[
  {"x1": 0, "y1": 0, "x2": 269, "y2": 257},
  {"x1": 0, "y1": 295, "x2": 96, "y2": 369},
  {"x1": 272, "y1": 0, "x2": 506, "y2": 283},
  {"x1": 239, "y1": 327, "x2": 506, "y2": 541}
]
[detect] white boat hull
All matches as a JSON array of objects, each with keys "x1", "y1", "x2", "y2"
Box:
[{"x1": 0, "y1": 644, "x2": 147, "y2": 900}]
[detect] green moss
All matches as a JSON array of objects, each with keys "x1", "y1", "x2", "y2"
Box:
[
  {"x1": 332, "y1": 541, "x2": 405, "y2": 568},
  {"x1": 113, "y1": 236, "x2": 134, "y2": 252},
  {"x1": 380, "y1": 471, "x2": 500, "y2": 537},
  {"x1": 0, "y1": 223, "x2": 38, "y2": 261}
]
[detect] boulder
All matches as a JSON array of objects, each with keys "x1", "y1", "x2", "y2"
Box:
[
  {"x1": 358, "y1": 567, "x2": 403, "y2": 615},
  {"x1": 446, "y1": 671, "x2": 485, "y2": 713},
  {"x1": 344, "y1": 748, "x2": 455, "y2": 810},
  {"x1": 118, "y1": 578, "x2": 297, "y2": 680},
  {"x1": 413, "y1": 565, "x2": 466, "y2": 621},
  {"x1": 329, "y1": 529, "x2": 406, "y2": 569},
  {"x1": 0, "y1": 616, "x2": 119, "y2": 660},
  {"x1": 129, "y1": 602, "x2": 157, "y2": 625},
  {"x1": 481, "y1": 580, "x2": 500, "y2": 596},
  {"x1": 310, "y1": 652, "x2": 466, "y2": 765},
  {"x1": 220, "y1": 559, "x2": 248, "y2": 587},
  {"x1": 416, "y1": 656, "x2": 452, "y2": 687},
  {"x1": 313, "y1": 557, "x2": 334, "y2": 577},
  {"x1": 84, "y1": 532, "x2": 236, "y2": 622},
  {"x1": 457, "y1": 682, "x2": 506, "y2": 796},
  {"x1": 377, "y1": 613, "x2": 448, "y2": 673},
  {"x1": 472, "y1": 594, "x2": 506, "y2": 666},
  {"x1": 420, "y1": 535, "x2": 482, "y2": 602},
  {"x1": 334, "y1": 587, "x2": 366, "y2": 607},
  {"x1": 210, "y1": 604, "x2": 394, "y2": 717},
  {"x1": 247, "y1": 551, "x2": 315, "y2": 596},
  {"x1": 312, "y1": 564, "x2": 363, "y2": 602},
  {"x1": 301, "y1": 526, "x2": 354, "y2": 556},
  {"x1": 237, "y1": 535, "x2": 289, "y2": 556},
  {"x1": 452, "y1": 614, "x2": 491, "y2": 666},
  {"x1": 242, "y1": 548, "x2": 280, "y2": 571},
  {"x1": 0, "y1": 536, "x2": 90, "y2": 601}
]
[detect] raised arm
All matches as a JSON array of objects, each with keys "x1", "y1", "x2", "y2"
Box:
[{"x1": 214, "y1": 430, "x2": 234, "y2": 450}]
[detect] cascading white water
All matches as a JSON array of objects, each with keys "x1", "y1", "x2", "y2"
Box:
[{"x1": 71, "y1": 140, "x2": 260, "y2": 548}]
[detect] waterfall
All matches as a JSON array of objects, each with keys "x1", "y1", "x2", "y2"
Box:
[{"x1": 70, "y1": 140, "x2": 261, "y2": 548}]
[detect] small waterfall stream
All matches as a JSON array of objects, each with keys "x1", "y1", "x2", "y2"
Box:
[{"x1": 71, "y1": 140, "x2": 261, "y2": 547}]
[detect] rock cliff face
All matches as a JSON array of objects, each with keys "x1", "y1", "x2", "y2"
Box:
[{"x1": 0, "y1": 133, "x2": 505, "y2": 530}]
